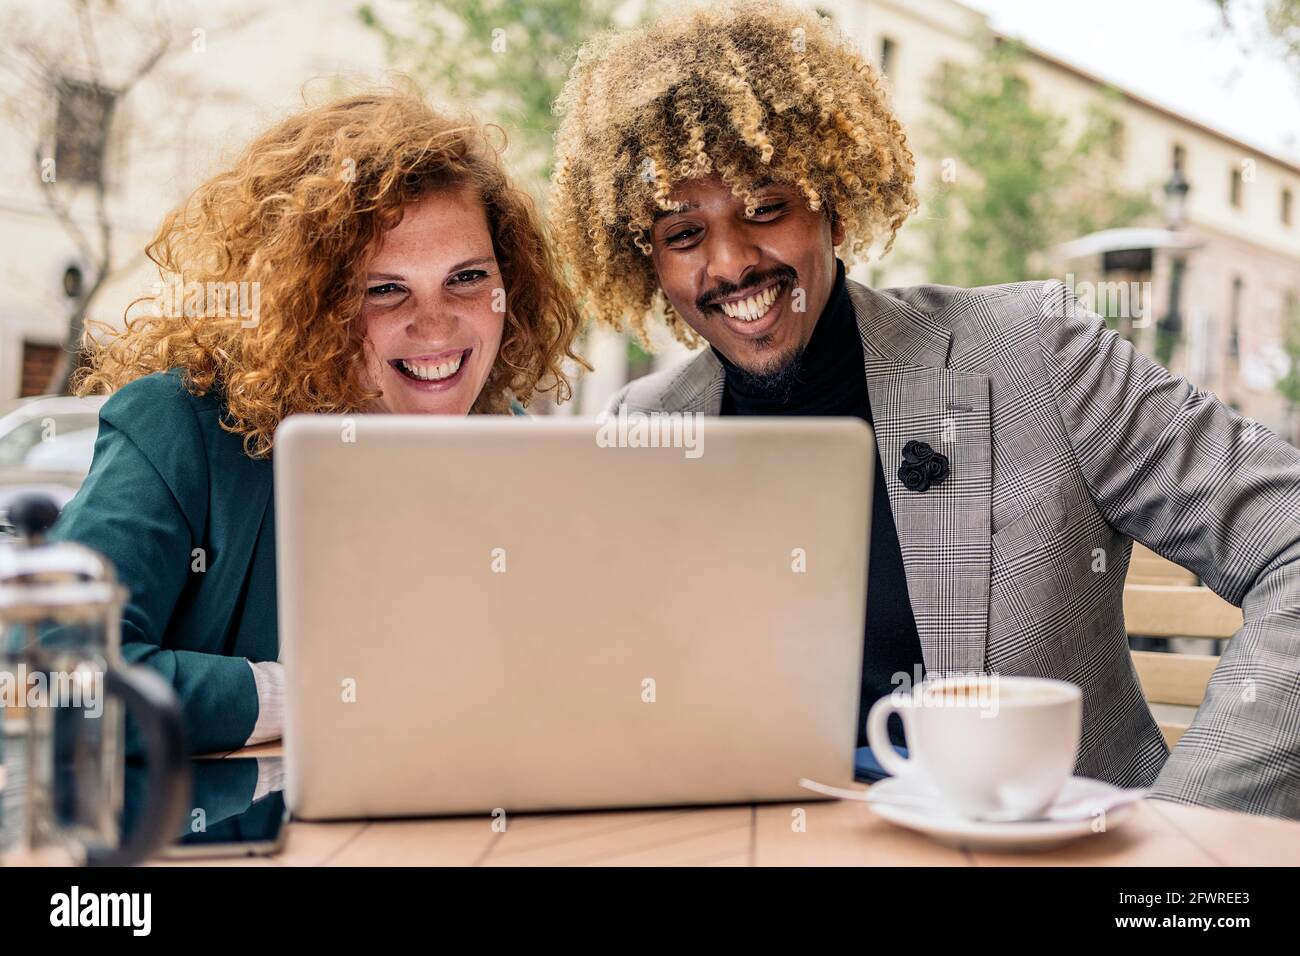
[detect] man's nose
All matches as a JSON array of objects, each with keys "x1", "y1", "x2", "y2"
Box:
[{"x1": 702, "y1": 221, "x2": 762, "y2": 292}]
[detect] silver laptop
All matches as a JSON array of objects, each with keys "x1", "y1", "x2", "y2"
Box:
[{"x1": 274, "y1": 414, "x2": 873, "y2": 819}]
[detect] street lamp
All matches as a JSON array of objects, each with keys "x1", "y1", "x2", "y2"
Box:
[
  {"x1": 1157, "y1": 167, "x2": 1192, "y2": 365},
  {"x1": 1163, "y1": 166, "x2": 1190, "y2": 231}
]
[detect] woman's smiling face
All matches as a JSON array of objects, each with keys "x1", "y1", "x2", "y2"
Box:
[{"x1": 361, "y1": 186, "x2": 505, "y2": 415}]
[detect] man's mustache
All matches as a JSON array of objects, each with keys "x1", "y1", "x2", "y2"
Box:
[{"x1": 697, "y1": 265, "x2": 797, "y2": 312}]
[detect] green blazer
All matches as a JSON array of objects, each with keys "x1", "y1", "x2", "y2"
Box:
[
  {"x1": 53, "y1": 370, "x2": 528, "y2": 756},
  {"x1": 52, "y1": 370, "x2": 275, "y2": 754}
]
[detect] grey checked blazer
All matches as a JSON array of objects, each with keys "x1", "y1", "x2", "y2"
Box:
[{"x1": 607, "y1": 277, "x2": 1300, "y2": 819}]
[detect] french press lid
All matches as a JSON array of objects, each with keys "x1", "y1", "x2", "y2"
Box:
[{"x1": 0, "y1": 493, "x2": 124, "y2": 621}]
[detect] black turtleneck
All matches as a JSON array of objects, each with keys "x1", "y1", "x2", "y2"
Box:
[{"x1": 714, "y1": 259, "x2": 923, "y2": 748}]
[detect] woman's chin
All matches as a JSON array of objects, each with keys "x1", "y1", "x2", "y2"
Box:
[{"x1": 381, "y1": 393, "x2": 476, "y2": 416}]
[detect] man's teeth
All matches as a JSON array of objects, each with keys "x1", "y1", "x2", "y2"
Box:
[
  {"x1": 719, "y1": 283, "x2": 781, "y2": 321},
  {"x1": 398, "y1": 353, "x2": 463, "y2": 381}
]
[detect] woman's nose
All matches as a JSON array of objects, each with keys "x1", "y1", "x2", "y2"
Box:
[{"x1": 407, "y1": 302, "x2": 456, "y2": 340}]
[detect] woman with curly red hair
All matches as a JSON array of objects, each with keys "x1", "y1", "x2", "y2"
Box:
[{"x1": 51, "y1": 88, "x2": 585, "y2": 753}]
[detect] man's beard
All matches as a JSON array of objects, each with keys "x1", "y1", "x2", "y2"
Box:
[{"x1": 730, "y1": 343, "x2": 807, "y2": 403}]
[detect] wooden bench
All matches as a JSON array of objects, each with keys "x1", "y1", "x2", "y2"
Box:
[
  {"x1": 1123, "y1": 584, "x2": 1243, "y2": 642},
  {"x1": 1130, "y1": 649, "x2": 1221, "y2": 747},
  {"x1": 1127, "y1": 542, "x2": 1198, "y2": 586},
  {"x1": 1125, "y1": 573, "x2": 1242, "y2": 748}
]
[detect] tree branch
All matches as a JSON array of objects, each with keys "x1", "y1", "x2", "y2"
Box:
[{"x1": 33, "y1": 146, "x2": 97, "y2": 267}]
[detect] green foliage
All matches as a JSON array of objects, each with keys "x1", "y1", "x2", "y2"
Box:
[
  {"x1": 1155, "y1": 327, "x2": 1181, "y2": 369},
  {"x1": 625, "y1": 335, "x2": 654, "y2": 379},
  {"x1": 358, "y1": 0, "x2": 642, "y2": 186},
  {"x1": 1214, "y1": 0, "x2": 1300, "y2": 80},
  {"x1": 1276, "y1": 296, "x2": 1300, "y2": 409},
  {"x1": 917, "y1": 38, "x2": 1156, "y2": 289}
]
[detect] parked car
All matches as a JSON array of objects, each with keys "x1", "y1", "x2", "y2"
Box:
[{"x1": 0, "y1": 395, "x2": 107, "y2": 537}]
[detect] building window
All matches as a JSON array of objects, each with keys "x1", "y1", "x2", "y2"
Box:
[
  {"x1": 1172, "y1": 143, "x2": 1186, "y2": 173},
  {"x1": 53, "y1": 77, "x2": 116, "y2": 185},
  {"x1": 1230, "y1": 166, "x2": 1243, "y2": 209},
  {"x1": 880, "y1": 36, "x2": 896, "y2": 78},
  {"x1": 1283, "y1": 187, "x2": 1293, "y2": 227},
  {"x1": 1107, "y1": 118, "x2": 1125, "y2": 162}
]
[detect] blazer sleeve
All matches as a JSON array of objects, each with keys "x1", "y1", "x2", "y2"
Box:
[
  {"x1": 51, "y1": 375, "x2": 259, "y2": 755},
  {"x1": 604, "y1": 381, "x2": 635, "y2": 415},
  {"x1": 1034, "y1": 279, "x2": 1300, "y2": 818}
]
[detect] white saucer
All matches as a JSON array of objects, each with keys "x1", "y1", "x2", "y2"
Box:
[{"x1": 865, "y1": 775, "x2": 1137, "y2": 852}]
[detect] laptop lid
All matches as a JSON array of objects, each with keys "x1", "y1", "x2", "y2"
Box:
[{"x1": 275, "y1": 415, "x2": 872, "y2": 818}]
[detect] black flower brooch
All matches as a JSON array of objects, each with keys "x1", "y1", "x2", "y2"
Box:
[{"x1": 898, "y1": 440, "x2": 951, "y2": 493}]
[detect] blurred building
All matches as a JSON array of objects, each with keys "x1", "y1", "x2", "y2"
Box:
[
  {"x1": 1, "y1": 0, "x2": 1297, "y2": 437},
  {"x1": 0, "y1": 0, "x2": 390, "y2": 400},
  {"x1": 587, "y1": 0, "x2": 1300, "y2": 439}
]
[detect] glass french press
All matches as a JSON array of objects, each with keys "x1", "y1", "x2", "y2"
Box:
[{"x1": 0, "y1": 493, "x2": 189, "y2": 865}]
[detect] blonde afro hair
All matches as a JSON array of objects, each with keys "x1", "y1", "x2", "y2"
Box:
[{"x1": 550, "y1": 0, "x2": 918, "y2": 346}]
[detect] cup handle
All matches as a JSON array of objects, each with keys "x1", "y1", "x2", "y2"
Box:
[
  {"x1": 84, "y1": 665, "x2": 190, "y2": 867},
  {"x1": 866, "y1": 694, "x2": 916, "y2": 779}
]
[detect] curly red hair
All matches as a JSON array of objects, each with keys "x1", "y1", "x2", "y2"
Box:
[{"x1": 77, "y1": 86, "x2": 586, "y2": 456}]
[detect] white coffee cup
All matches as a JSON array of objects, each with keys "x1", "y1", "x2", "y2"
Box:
[{"x1": 866, "y1": 675, "x2": 1082, "y2": 820}]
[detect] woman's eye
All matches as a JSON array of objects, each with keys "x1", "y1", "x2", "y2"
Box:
[
  {"x1": 367, "y1": 282, "x2": 404, "y2": 297},
  {"x1": 751, "y1": 202, "x2": 787, "y2": 218},
  {"x1": 450, "y1": 269, "x2": 489, "y2": 285},
  {"x1": 666, "y1": 227, "x2": 699, "y2": 244}
]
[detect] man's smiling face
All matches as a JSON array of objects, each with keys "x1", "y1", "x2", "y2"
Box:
[{"x1": 648, "y1": 174, "x2": 845, "y2": 381}]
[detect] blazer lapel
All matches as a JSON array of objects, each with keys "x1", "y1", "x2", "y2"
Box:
[
  {"x1": 849, "y1": 280, "x2": 992, "y2": 676},
  {"x1": 203, "y1": 422, "x2": 275, "y2": 657},
  {"x1": 655, "y1": 347, "x2": 725, "y2": 414}
]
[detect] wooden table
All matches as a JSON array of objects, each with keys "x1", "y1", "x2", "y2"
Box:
[{"x1": 162, "y1": 742, "x2": 1300, "y2": 867}]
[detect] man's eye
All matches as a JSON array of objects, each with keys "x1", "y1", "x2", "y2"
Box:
[
  {"x1": 751, "y1": 202, "x2": 787, "y2": 218},
  {"x1": 450, "y1": 270, "x2": 488, "y2": 285},
  {"x1": 367, "y1": 283, "x2": 404, "y2": 297},
  {"x1": 666, "y1": 227, "x2": 699, "y2": 244}
]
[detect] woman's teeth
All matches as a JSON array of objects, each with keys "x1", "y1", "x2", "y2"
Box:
[
  {"x1": 397, "y1": 353, "x2": 463, "y2": 382},
  {"x1": 719, "y1": 282, "x2": 782, "y2": 321}
]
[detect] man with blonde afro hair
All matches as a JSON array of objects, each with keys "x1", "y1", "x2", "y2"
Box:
[{"x1": 550, "y1": 0, "x2": 1300, "y2": 819}]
